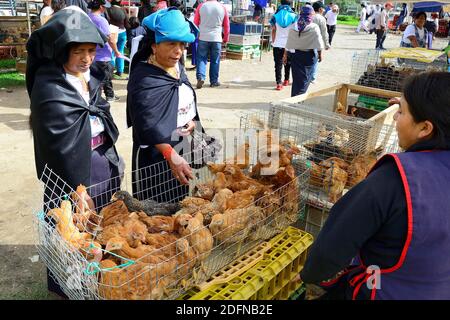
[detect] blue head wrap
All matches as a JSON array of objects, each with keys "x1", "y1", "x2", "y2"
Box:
[
  {"x1": 142, "y1": 7, "x2": 198, "y2": 44},
  {"x1": 297, "y1": 5, "x2": 314, "y2": 34}
]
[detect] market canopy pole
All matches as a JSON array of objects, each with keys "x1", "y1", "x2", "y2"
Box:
[{"x1": 26, "y1": 0, "x2": 31, "y2": 36}]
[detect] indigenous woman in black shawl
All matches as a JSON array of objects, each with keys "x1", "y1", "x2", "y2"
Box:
[
  {"x1": 127, "y1": 8, "x2": 201, "y2": 203},
  {"x1": 28, "y1": 6, "x2": 122, "y2": 206},
  {"x1": 27, "y1": 7, "x2": 122, "y2": 297}
]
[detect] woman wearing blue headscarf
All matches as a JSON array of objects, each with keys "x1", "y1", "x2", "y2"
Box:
[
  {"x1": 285, "y1": 5, "x2": 324, "y2": 96},
  {"x1": 127, "y1": 8, "x2": 202, "y2": 203}
]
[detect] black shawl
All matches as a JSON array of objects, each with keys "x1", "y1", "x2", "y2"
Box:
[
  {"x1": 126, "y1": 61, "x2": 199, "y2": 149},
  {"x1": 27, "y1": 9, "x2": 119, "y2": 189},
  {"x1": 30, "y1": 62, "x2": 120, "y2": 188}
]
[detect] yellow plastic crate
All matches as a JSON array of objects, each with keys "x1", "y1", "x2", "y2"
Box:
[{"x1": 177, "y1": 227, "x2": 313, "y2": 300}]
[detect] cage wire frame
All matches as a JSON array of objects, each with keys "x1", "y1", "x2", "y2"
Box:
[
  {"x1": 34, "y1": 131, "x2": 309, "y2": 300},
  {"x1": 350, "y1": 49, "x2": 448, "y2": 93},
  {"x1": 240, "y1": 102, "x2": 401, "y2": 236}
]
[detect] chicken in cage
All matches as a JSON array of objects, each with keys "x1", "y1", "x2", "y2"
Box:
[
  {"x1": 240, "y1": 103, "x2": 400, "y2": 212},
  {"x1": 34, "y1": 128, "x2": 309, "y2": 300},
  {"x1": 351, "y1": 49, "x2": 448, "y2": 92}
]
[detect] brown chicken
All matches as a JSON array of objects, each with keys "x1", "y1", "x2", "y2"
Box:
[
  {"x1": 320, "y1": 157, "x2": 349, "y2": 171},
  {"x1": 193, "y1": 181, "x2": 215, "y2": 201},
  {"x1": 177, "y1": 212, "x2": 213, "y2": 263},
  {"x1": 180, "y1": 197, "x2": 211, "y2": 209},
  {"x1": 347, "y1": 151, "x2": 378, "y2": 187},
  {"x1": 145, "y1": 232, "x2": 180, "y2": 250},
  {"x1": 272, "y1": 179, "x2": 300, "y2": 228},
  {"x1": 47, "y1": 200, "x2": 92, "y2": 250},
  {"x1": 99, "y1": 200, "x2": 130, "y2": 227},
  {"x1": 105, "y1": 236, "x2": 177, "y2": 277},
  {"x1": 173, "y1": 237, "x2": 198, "y2": 281},
  {"x1": 207, "y1": 163, "x2": 226, "y2": 174},
  {"x1": 213, "y1": 172, "x2": 231, "y2": 192},
  {"x1": 270, "y1": 165, "x2": 296, "y2": 188},
  {"x1": 255, "y1": 189, "x2": 281, "y2": 219},
  {"x1": 323, "y1": 165, "x2": 348, "y2": 203},
  {"x1": 70, "y1": 184, "x2": 96, "y2": 231},
  {"x1": 80, "y1": 241, "x2": 103, "y2": 263},
  {"x1": 211, "y1": 188, "x2": 233, "y2": 213},
  {"x1": 195, "y1": 203, "x2": 222, "y2": 226},
  {"x1": 138, "y1": 212, "x2": 176, "y2": 233},
  {"x1": 308, "y1": 161, "x2": 325, "y2": 188},
  {"x1": 97, "y1": 217, "x2": 147, "y2": 248},
  {"x1": 223, "y1": 165, "x2": 265, "y2": 192},
  {"x1": 226, "y1": 189, "x2": 256, "y2": 210},
  {"x1": 209, "y1": 208, "x2": 251, "y2": 244},
  {"x1": 98, "y1": 259, "x2": 168, "y2": 300},
  {"x1": 225, "y1": 142, "x2": 251, "y2": 169}
]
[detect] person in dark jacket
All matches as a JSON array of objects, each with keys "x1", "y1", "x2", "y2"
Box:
[
  {"x1": 107, "y1": 0, "x2": 130, "y2": 77},
  {"x1": 26, "y1": 7, "x2": 122, "y2": 298},
  {"x1": 138, "y1": 0, "x2": 153, "y2": 21},
  {"x1": 127, "y1": 8, "x2": 201, "y2": 203},
  {"x1": 297, "y1": 72, "x2": 450, "y2": 300}
]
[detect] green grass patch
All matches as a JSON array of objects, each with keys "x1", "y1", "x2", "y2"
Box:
[
  {"x1": 0, "y1": 71, "x2": 26, "y2": 88},
  {"x1": 0, "y1": 58, "x2": 16, "y2": 69},
  {"x1": 337, "y1": 15, "x2": 359, "y2": 26},
  {"x1": 0, "y1": 282, "x2": 61, "y2": 300}
]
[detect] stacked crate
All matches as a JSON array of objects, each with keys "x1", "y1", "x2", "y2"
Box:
[
  {"x1": 437, "y1": 19, "x2": 449, "y2": 37},
  {"x1": 227, "y1": 22, "x2": 262, "y2": 60},
  {"x1": 177, "y1": 227, "x2": 313, "y2": 300}
]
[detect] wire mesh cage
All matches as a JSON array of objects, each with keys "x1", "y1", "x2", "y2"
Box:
[
  {"x1": 350, "y1": 49, "x2": 448, "y2": 92},
  {"x1": 240, "y1": 103, "x2": 400, "y2": 218},
  {"x1": 34, "y1": 131, "x2": 309, "y2": 300}
]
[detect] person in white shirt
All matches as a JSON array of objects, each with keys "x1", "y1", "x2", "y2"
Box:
[
  {"x1": 194, "y1": 0, "x2": 230, "y2": 88},
  {"x1": 39, "y1": 0, "x2": 54, "y2": 25},
  {"x1": 356, "y1": 3, "x2": 368, "y2": 33},
  {"x1": 310, "y1": 1, "x2": 329, "y2": 83},
  {"x1": 324, "y1": 4, "x2": 338, "y2": 45},
  {"x1": 401, "y1": 11, "x2": 428, "y2": 48},
  {"x1": 374, "y1": 3, "x2": 393, "y2": 50},
  {"x1": 270, "y1": 0, "x2": 297, "y2": 90}
]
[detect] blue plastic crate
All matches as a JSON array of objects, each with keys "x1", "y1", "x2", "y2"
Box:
[{"x1": 230, "y1": 23, "x2": 263, "y2": 35}]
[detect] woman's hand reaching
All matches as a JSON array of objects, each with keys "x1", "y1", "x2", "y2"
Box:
[
  {"x1": 167, "y1": 151, "x2": 193, "y2": 185},
  {"x1": 156, "y1": 144, "x2": 194, "y2": 185}
]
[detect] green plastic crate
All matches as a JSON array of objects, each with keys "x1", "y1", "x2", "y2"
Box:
[
  {"x1": 176, "y1": 227, "x2": 313, "y2": 300},
  {"x1": 357, "y1": 95, "x2": 389, "y2": 111},
  {"x1": 226, "y1": 44, "x2": 261, "y2": 53}
]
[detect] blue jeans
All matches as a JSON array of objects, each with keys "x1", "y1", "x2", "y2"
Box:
[
  {"x1": 196, "y1": 40, "x2": 222, "y2": 84},
  {"x1": 112, "y1": 31, "x2": 127, "y2": 74},
  {"x1": 310, "y1": 49, "x2": 319, "y2": 81},
  {"x1": 291, "y1": 50, "x2": 317, "y2": 97}
]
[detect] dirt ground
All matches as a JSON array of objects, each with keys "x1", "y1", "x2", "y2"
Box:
[{"x1": 0, "y1": 25, "x2": 447, "y2": 299}]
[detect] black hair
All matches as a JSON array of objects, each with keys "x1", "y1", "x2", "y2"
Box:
[
  {"x1": 361, "y1": 4, "x2": 366, "y2": 8},
  {"x1": 414, "y1": 11, "x2": 427, "y2": 20},
  {"x1": 141, "y1": 0, "x2": 150, "y2": 5},
  {"x1": 51, "y1": 0, "x2": 66, "y2": 12},
  {"x1": 281, "y1": 0, "x2": 291, "y2": 5},
  {"x1": 129, "y1": 16, "x2": 140, "y2": 29},
  {"x1": 403, "y1": 72, "x2": 450, "y2": 149},
  {"x1": 130, "y1": 28, "x2": 156, "y2": 71}
]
